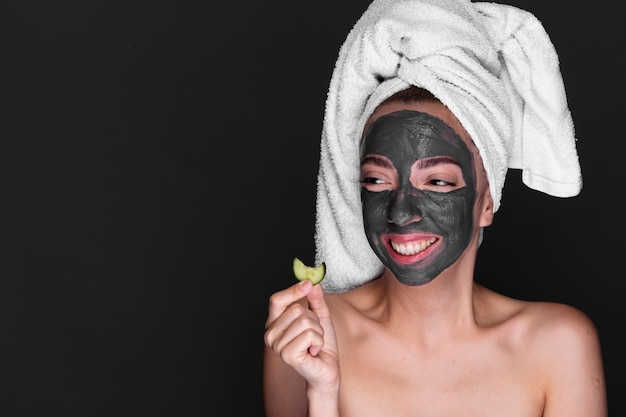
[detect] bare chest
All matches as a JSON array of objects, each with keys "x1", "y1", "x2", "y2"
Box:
[{"x1": 335, "y1": 333, "x2": 544, "y2": 417}]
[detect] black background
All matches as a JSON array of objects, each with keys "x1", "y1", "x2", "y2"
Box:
[{"x1": 2, "y1": 0, "x2": 623, "y2": 415}]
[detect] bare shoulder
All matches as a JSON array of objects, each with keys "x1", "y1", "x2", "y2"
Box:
[
  {"x1": 476, "y1": 285, "x2": 601, "y2": 351},
  {"x1": 477, "y1": 285, "x2": 606, "y2": 410},
  {"x1": 518, "y1": 297, "x2": 602, "y2": 369},
  {"x1": 519, "y1": 297, "x2": 597, "y2": 337}
]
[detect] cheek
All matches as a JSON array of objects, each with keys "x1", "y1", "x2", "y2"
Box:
[
  {"x1": 435, "y1": 190, "x2": 475, "y2": 239},
  {"x1": 444, "y1": 194, "x2": 472, "y2": 222},
  {"x1": 361, "y1": 191, "x2": 389, "y2": 228}
]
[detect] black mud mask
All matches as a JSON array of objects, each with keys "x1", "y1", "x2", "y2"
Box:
[{"x1": 360, "y1": 110, "x2": 477, "y2": 286}]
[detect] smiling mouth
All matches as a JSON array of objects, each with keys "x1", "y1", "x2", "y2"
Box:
[{"x1": 390, "y1": 237, "x2": 437, "y2": 256}]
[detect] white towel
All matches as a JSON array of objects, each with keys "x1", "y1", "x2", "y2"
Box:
[{"x1": 314, "y1": 0, "x2": 582, "y2": 293}]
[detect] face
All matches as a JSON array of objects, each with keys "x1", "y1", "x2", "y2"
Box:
[{"x1": 360, "y1": 108, "x2": 478, "y2": 286}]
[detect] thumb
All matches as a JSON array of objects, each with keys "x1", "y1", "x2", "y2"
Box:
[
  {"x1": 306, "y1": 282, "x2": 331, "y2": 322},
  {"x1": 305, "y1": 283, "x2": 336, "y2": 357}
]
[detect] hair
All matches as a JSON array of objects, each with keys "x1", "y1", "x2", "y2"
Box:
[{"x1": 380, "y1": 86, "x2": 437, "y2": 105}]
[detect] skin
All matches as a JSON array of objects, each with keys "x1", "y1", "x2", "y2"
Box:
[
  {"x1": 263, "y1": 99, "x2": 607, "y2": 417},
  {"x1": 360, "y1": 110, "x2": 476, "y2": 285}
]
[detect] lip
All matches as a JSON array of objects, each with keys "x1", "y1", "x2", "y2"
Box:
[{"x1": 383, "y1": 233, "x2": 441, "y2": 265}]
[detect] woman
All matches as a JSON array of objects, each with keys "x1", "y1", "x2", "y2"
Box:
[{"x1": 263, "y1": 0, "x2": 607, "y2": 415}]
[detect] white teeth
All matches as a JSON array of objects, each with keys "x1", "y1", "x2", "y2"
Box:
[{"x1": 390, "y1": 237, "x2": 436, "y2": 256}]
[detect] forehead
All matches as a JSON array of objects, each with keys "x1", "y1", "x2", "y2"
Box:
[
  {"x1": 365, "y1": 101, "x2": 472, "y2": 146},
  {"x1": 361, "y1": 109, "x2": 470, "y2": 162},
  {"x1": 363, "y1": 100, "x2": 490, "y2": 191},
  {"x1": 365, "y1": 100, "x2": 485, "y2": 165}
]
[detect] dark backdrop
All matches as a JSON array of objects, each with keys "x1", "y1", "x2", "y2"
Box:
[{"x1": 2, "y1": 1, "x2": 623, "y2": 415}]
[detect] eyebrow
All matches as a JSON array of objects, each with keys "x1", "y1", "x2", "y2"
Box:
[
  {"x1": 361, "y1": 154, "x2": 460, "y2": 170},
  {"x1": 361, "y1": 154, "x2": 394, "y2": 169},
  {"x1": 415, "y1": 155, "x2": 460, "y2": 169}
]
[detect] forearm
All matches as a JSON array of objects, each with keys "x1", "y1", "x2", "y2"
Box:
[{"x1": 306, "y1": 384, "x2": 340, "y2": 417}]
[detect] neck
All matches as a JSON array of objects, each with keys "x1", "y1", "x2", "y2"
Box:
[{"x1": 375, "y1": 243, "x2": 482, "y2": 343}]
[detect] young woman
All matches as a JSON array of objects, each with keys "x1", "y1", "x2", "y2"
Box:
[{"x1": 263, "y1": 1, "x2": 607, "y2": 415}]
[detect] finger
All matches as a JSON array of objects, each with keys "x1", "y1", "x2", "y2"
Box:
[
  {"x1": 280, "y1": 327, "x2": 326, "y2": 365},
  {"x1": 266, "y1": 280, "x2": 314, "y2": 327},
  {"x1": 305, "y1": 282, "x2": 330, "y2": 321},
  {"x1": 265, "y1": 304, "x2": 324, "y2": 356},
  {"x1": 305, "y1": 283, "x2": 331, "y2": 356}
]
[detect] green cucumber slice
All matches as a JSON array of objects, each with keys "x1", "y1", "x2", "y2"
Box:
[{"x1": 293, "y1": 257, "x2": 326, "y2": 285}]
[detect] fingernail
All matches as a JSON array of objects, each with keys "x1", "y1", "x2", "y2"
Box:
[{"x1": 300, "y1": 280, "x2": 313, "y2": 291}]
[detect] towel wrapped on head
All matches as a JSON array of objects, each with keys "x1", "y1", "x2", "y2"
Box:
[{"x1": 315, "y1": 0, "x2": 582, "y2": 293}]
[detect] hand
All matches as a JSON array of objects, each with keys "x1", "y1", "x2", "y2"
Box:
[{"x1": 264, "y1": 280, "x2": 340, "y2": 392}]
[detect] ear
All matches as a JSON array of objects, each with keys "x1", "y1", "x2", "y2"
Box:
[{"x1": 478, "y1": 188, "x2": 494, "y2": 228}]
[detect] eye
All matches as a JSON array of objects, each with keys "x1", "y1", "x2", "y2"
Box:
[
  {"x1": 360, "y1": 176, "x2": 393, "y2": 191},
  {"x1": 360, "y1": 156, "x2": 397, "y2": 192},
  {"x1": 415, "y1": 172, "x2": 464, "y2": 191},
  {"x1": 360, "y1": 177, "x2": 387, "y2": 185},
  {"x1": 411, "y1": 159, "x2": 465, "y2": 192},
  {"x1": 427, "y1": 178, "x2": 457, "y2": 187}
]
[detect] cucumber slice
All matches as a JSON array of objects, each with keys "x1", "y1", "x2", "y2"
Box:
[{"x1": 293, "y1": 257, "x2": 326, "y2": 285}]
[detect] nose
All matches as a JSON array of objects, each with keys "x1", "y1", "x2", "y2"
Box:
[{"x1": 387, "y1": 189, "x2": 423, "y2": 226}]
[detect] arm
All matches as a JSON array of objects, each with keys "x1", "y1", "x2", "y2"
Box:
[
  {"x1": 263, "y1": 280, "x2": 341, "y2": 417},
  {"x1": 263, "y1": 345, "x2": 308, "y2": 417},
  {"x1": 541, "y1": 305, "x2": 607, "y2": 417}
]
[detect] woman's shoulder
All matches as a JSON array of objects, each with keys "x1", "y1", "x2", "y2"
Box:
[
  {"x1": 476, "y1": 285, "x2": 601, "y2": 359},
  {"x1": 489, "y1": 285, "x2": 593, "y2": 324},
  {"x1": 522, "y1": 299, "x2": 600, "y2": 356}
]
